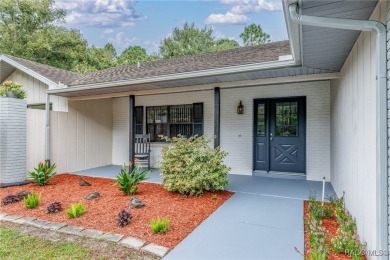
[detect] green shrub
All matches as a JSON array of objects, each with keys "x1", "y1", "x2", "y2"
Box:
[
  {"x1": 24, "y1": 192, "x2": 41, "y2": 209},
  {"x1": 160, "y1": 135, "x2": 230, "y2": 196},
  {"x1": 29, "y1": 161, "x2": 57, "y2": 186},
  {"x1": 150, "y1": 217, "x2": 170, "y2": 234},
  {"x1": 115, "y1": 162, "x2": 149, "y2": 195},
  {"x1": 66, "y1": 202, "x2": 86, "y2": 218}
]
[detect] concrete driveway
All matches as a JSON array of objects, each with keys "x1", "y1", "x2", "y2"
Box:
[{"x1": 164, "y1": 174, "x2": 336, "y2": 260}]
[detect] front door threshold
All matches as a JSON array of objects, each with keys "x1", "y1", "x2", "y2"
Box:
[{"x1": 253, "y1": 170, "x2": 306, "y2": 180}]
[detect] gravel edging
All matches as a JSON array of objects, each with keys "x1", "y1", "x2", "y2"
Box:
[{"x1": 0, "y1": 212, "x2": 170, "y2": 258}]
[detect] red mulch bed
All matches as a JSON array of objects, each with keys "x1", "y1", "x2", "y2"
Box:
[
  {"x1": 0, "y1": 174, "x2": 233, "y2": 248},
  {"x1": 304, "y1": 201, "x2": 366, "y2": 260}
]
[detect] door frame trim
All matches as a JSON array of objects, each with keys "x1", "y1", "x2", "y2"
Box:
[{"x1": 252, "y1": 96, "x2": 307, "y2": 174}]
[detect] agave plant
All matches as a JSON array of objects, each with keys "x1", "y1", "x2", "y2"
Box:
[
  {"x1": 115, "y1": 162, "x2": 149, "y2": 195},
  {"x1": 29, "y1": 161, "x2": 57, "y2": 186}
]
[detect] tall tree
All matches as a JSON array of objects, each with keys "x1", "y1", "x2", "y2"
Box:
[
  {"x1": 211, "y1": 39, "x2": 239, "y2": 52},
  {"x1": 240, "y1": 24, "x2": 270, "y2": 46},
  {"x1": 0, "y1": 0, "x2": 66, "y2": 55},
  {"x1": 118, "y1": 46, "x2": 152, "y2": 65},
  {"x1": 23, "y1": 27, "x2": 89, "y2": 71},
  {"x1": 159, "y1": 22, "x2": 215, "y2": 58}
]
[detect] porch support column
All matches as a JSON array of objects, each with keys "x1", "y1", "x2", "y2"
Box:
[
  {"x1": 129, "y1": 95, "x2": 135, "y2": 171},
  {"x1": 214, "y1": 87, "x2": 220, "y2": 148},
  {"x1": 45, "y1": 93, "x2": 51, "y2": 166}
]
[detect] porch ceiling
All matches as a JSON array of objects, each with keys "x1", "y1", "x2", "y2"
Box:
[
  {"x1": 48, "y1": 66, "x2": 335, "y2": 98},
  {"x1": 299, "y1": 0, "x2": 379, "y2": 71}
]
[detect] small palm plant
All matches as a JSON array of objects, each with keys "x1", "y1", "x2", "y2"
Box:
[
  {"x1": 115, "y1": 161, "x2": 149, "y2": 195},
  {"x1": 29, "y1": 161, "x2": 56, "y2": 186}
]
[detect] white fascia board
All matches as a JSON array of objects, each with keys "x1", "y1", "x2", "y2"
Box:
[
  {"x1": 0, "y1": 55, "x2": 60, "y2": 88},
  {"x1": 47, "y1": 59, "x2": 296, "y2": 95}
]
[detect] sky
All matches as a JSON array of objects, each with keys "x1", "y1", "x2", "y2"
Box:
[{"x1": 54, "y1": 0, "x2": 287, "y2": 55}]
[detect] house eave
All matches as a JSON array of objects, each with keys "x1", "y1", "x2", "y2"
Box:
[{"x1": 47, "y1": 59, "x2": 298, "y2": 96}]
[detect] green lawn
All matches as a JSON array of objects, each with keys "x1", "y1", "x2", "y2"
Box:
[{"x1": 0, "y1": 227, "x2": 91, "y2": 260}]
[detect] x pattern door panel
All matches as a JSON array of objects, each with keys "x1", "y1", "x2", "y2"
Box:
[{"x1": 254, "y1": 98, "x2": 306, "y2": 173}]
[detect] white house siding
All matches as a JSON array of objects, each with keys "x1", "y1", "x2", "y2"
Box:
[
  {"x1": 112, "y1": 90, "x2": 214, "y2": 166},
  {"x1": 387, "y1": 0, "x2": 390, "y2": 252},
  {"x1": 330, "y1": 0, "x2": 387, "y2": 252},
  {"x1": 26, "y1": 99, "x2": 113, "y2": 174},
  {"x1": 220, "y1": 81, "x2": 330, "y2": 180},
  {"x1": 5, "y1": 69, "x2": 68, "y2": 112},
  {"x1": 112, "y1": 97, "x2": 130, "y2": 166}
]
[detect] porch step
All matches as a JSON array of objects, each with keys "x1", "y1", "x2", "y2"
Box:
[{"x1": 253, "y1": 171, "x2": 306, "y2": 180}]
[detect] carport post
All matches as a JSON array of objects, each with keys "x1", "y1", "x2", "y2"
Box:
[
  {"x1": 214, "y1": 87, "x2": 220, "y2": 148},
  {"x1": 129, "y1": 95, "x2": 135, "y2": 171},
  {"x1": 45, "y1": 93, "x2": 50, "y2": 166}
]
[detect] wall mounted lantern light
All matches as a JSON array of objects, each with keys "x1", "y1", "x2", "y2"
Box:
[{"x1": 237, "y1": 100, "x2": 244, "y2": 114}]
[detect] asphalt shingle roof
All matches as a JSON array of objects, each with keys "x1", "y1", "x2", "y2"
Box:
[
  {"x1": 3, "y1": 40, "x2": 291, "y2": 87},
  {"x1": 4, "y1": 55, "x2": 82, "y2": 85},
  {"x1": 71, "y1": 40, "x2": 291, "y2": 86}
]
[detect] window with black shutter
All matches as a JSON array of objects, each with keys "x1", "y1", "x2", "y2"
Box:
[{"x1": 145, "y1": 103, "x2": 204, "y2": 142}]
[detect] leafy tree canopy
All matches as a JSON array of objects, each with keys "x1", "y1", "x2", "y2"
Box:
[
  {"x1": 159, "y1": 22, "x2": 239, "y2": 58},
  {"x1": 0, "y1": 1, "x2": 271, "y2": 73},
  {"x1": 118, "y1": 46, "x2": 156, "y2": 65},
  {"x1": 240, "y1": 23, "x2": 270, "y2": 46}
]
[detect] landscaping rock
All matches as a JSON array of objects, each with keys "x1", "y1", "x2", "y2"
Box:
[
  {"x1": 58, "y1": 225, "x2": 84, "y2": 235},
  {"x1": 120, "y1": 236, "x2": 146, "y2": 250},
  {"x1": 13, "y1": 216, "x2": 36, "y2": 224},
  {"x1": 2, "y1": 214, "x2": 22, "y2": 221},
  {"x1": 100, "y1": 233, "x2": 124, "y2": 242},
  {"x1": 130, "y1": 197, "x2": 145, "y2": 208},
  {"x1": 141, "y1": 243, "x2": 170, "y2": 257},
  {"x1": 85, "y1": 191, "x2": 100, "y2": 200},
  {"x1": 79, "y1": 179, "x2": 91, "y2": 186},
  {"x1": 80, "y1": 229, "x2": 104, "y2": 239},
  {"x1": 15, "y1": 190, "x2": 31, "y2": 199}
]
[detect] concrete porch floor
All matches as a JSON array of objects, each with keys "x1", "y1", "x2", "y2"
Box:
[{"x1": 73, "y1": 165, "x2": 336, "y2": 260}]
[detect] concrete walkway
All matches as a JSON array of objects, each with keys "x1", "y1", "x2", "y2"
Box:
[{"x1": 74, "y1": 166, "x2": 336, "y2": 260}]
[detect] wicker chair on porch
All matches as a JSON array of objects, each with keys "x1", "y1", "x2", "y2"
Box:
[{"x1": 134, "y1": 134, "x2": 151, "y2": 169}]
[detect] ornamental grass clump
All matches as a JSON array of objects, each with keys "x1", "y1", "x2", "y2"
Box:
[
  {"x1": 115, "y1": 161, "x2": 149, "y2": 195},
  {"x1": 66, "y1": 202, "x2": 86, "y2": 218},
  {"x1": 160, "y1": 135, "x2": 230, "y2": 196},
  {"x1": 29, "y1": 161, "x2": 57, "y2": 186},
  {"x1": 150, "y1": 217, "x2": 170, "y2": 234},
  {"x1": 24, "y1": 192, "x2": 41, "y2": 209}
]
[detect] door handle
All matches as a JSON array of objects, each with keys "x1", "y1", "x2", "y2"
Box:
[{"x1": 270, "y1": 133, "x2": 273, "y2": 141}]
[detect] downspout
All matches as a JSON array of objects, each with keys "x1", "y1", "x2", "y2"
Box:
[
  {"x1": 289, "y1": 2, "x2": 388, "y2": 254},
  {"x1": 45, "y1": 93, "x2": 50, "y2": 166}
]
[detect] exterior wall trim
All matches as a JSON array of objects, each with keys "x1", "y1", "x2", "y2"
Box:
[{"x1": 67, "y1": 73, "x2": 340, "y2": 102}]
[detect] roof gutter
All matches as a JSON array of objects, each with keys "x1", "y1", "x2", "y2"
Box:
[
  {"x1": 47, "y1": 59, "x2": 297, "y2": 94},
  {"x1": 289, "y1": 2, "x2": 388, "y2": 253}
]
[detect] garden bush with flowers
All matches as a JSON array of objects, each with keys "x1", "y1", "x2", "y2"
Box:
[
  {"x1": 160, "y1": 135, "x2": 230, "y2": 196},
  {"x1": 304, "y1": 192, "x2": 366, "y2": 260},
  {"x1": 0, "y1": 81, "x2": 26, "y2": 99}
]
